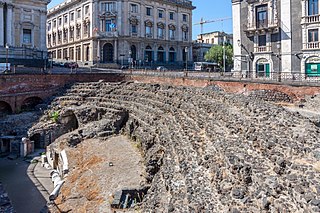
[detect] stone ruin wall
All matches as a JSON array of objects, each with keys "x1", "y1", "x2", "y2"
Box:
[{"x1": 28, "y1": 80, "x2": 320, "y2": 212}]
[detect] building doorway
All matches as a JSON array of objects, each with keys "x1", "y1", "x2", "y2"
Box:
[
  {"x1": 145, "y1": 45, "x2": 153, "y2": 65},
  {"x1": 169, "y1": 47, "x2": 175, "y2": 63},
  {"x1": 157, "y1": 46, "x2": 165, "y2": 63},
  {"x1": 256, "y1": 58, "x2": 270, "y2": 77},
  {"x1": 103, "y1": 43, "x2": 114, "y2": 63},
  {"x1": 130, "y1": 45, "x2": 137, "y2": 61},
  {"x1": 305, "y1": 56, "x2": 320, "y2": 77}
]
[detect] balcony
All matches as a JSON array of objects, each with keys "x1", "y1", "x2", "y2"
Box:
[
  {"x1": 243, "y1": 20, "x2": 279, "y2": 36},
  {"x1": 145, "y1": 33, "x2": 153, "y2": 38},
  {"x1": 302, "y1": 14, "x2": 320, "y2": 24},
  {"x1": 97, "y1": 31, "x2": 118, "y2": 38},
  {"x1": 254, "y1": 45, "x2": 271, "y2": 53},
  {"x1": 303, "y1": 42, "x2": 320, "y2": 50}
]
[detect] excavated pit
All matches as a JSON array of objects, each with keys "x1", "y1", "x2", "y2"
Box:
[{"x1": 29, "y1": 81, "x2": 320, "y2": 212}]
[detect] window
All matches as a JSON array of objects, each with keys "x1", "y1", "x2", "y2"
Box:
[
  {"x1": 63, "y1": 48, "x2": 68, "y2": 60},
  {"x1": 158, "y1": 10, "x2": 164, "y2": 18},
  {"x1": 158, "y1": 27, "x2": 164, "y2": 38},
  {"x1": 169, "y1": 29, "x2": 175, "y2": 39},
  {"x1": 308, "y1": 29, "x2": 319, "y2": 42},
  {"x1": 52, "y1": 50, "x2": 56, "y2": 59},
  {"x1": 84, "y1": 5, "x2": 89, "y2": 15},
  {"x1": 57, "y1": 49, "x2": 62, "y2": 59},
  {"x1": 70, "y1": 12, "x2": 74, "y2": 21},
  {"x1": 102, "y1": 2, "x2": 116, "y2": 12},
  {"x1": 106, "y1": 20, "x2": 112, "y2": 32},
  {"x1": 131, "y1": 4, "x2": 138, "y2": 13},
  {"x1": 64, "y1": 15, "x2": 68, "y2": 24},
  {"x1": 183, "y1": 14, "x2": 187, "y2": 22},
  {"x1": 53, "y1": 20, "x2": 56, "y2": 28},
  {"x1": 58, "y1": 17, "x2": 62, "y2": 26},
  {"x1": 69, "y1": 47, "x2": 74, "y2": 60},
  {"x1": 23, "y1": 29, "x2": 32, "y2": 43},
  {"x1": 70, "y1": 28, "x2": 74, "y2": 39},
  {"x1": 146, "y1": 26, "x2": 152, "y2": 37},
  {"x1": 309, "y1": 0, "x2": 319, "y2": 16},
  {"x1": 258, "y1": 35, "x2": 267, "y2": 46},
  {"x1": 146, "y1": 7, "x2": 152, "y2": 16},
  {"x1": 131, "y1": 25, "x2": 137, "y2": 34},
  {"x1": 47, "y1": 22, "x2": 51, "y2": 31},
  {"x1": 76, "y1": 46, "x2": 81, "y2": 60},
  {"x1": 170, "y1": 12, "x2": 174, "y2": 20},
  {"x1": 76, "y1": 27, "x2": 81, "y2": 38},
  {"x1": 183, "y1": 31, "x2": 188, "y2": 40},
  {"x1": 77, "y1": 9, "x2": 81, "y2": 19},
  {"x1": 256, "y1": 5, "x2": 267, "y2": 28}
]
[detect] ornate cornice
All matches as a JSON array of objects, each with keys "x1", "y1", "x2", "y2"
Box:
[
  {"x1": 129, "y1": 16, "x2": 139, "y2": 25},
  {"x1": 157, "y1": 22, "x2": 165, "y2": 29},
  {"x1": 145, "y1": 20, "x2": 153, "y2": 27},
  {"x1": 181, "y1": 24, "x2": 188, "y2": 32},
  {"x1": 168, "y1": 24, "x2": 176, "y2": 30}
]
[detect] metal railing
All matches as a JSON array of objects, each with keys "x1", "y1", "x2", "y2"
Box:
[{"x1": 121, "y1": 69, "x2": 320, "y2": 84}]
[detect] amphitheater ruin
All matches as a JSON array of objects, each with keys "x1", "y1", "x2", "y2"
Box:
[{"x1": 19, "y1": 78, "x2": 320, "y2": 212}]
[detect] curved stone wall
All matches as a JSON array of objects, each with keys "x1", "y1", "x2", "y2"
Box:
[{"x1": 31, "y1": 81, "x2": 320, "y2": 212}]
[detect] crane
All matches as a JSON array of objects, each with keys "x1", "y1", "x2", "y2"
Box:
[{"x1": 194, "y1": 17, "x2": 232, "y2": 35}]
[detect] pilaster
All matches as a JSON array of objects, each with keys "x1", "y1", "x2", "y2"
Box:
[
  {"x1": 6, "y1": 4, "x2": 13, "y2": 45},
  {"x1": 0, "y1": 2, "x2": 4, "y2": 46}
]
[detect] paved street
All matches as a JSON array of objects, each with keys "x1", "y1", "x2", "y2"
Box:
[{"x1": 0, "y1": 152, "x2": 53, "y2": 213}]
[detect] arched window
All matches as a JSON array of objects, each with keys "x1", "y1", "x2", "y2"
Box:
[{"x1": 169, "y1": 47, "x2": 176, "y2": 63}]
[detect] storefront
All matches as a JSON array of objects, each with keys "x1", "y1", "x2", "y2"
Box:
[{"x1": 305, "y1": 56, "x2": 320, "y2": 77}]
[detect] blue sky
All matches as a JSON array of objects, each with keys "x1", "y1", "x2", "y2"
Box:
[{"x1": 48, "y1": 0, "x2": 233, "y2": 39}]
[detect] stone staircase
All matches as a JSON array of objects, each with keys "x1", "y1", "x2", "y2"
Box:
[{"x1": 32, "y1": 81, "x2": 320, "y2": 212}]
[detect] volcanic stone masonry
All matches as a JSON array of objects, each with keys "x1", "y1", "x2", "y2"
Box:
[{"x1": 29, "y1": 81, "x2": 320, "y2": 212}]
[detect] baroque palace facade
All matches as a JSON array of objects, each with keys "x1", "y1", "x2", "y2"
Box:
[
  {"x1": 233, "y1": 0, "x2": 320, "y2": 79},
  {"x1": 0, "y1": 0, "x2": 50, "y2": 68},
  {"x1": 47, "y1": 0, "x2": 195, "y2": 67}
]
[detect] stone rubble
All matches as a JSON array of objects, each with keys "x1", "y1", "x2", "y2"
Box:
[
  {"x1": 0, "y1": 182, "x2": 14, "y2": 213},
  {"x1": 30, "y1": 81, "x2": 320, "y2": 212}
]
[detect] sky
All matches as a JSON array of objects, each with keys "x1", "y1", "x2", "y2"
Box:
[{"x1": 47, "y1": 0, "x2": 233, "y2": 40}]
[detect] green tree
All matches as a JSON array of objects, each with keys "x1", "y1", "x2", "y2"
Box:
[{"x1": 204, "y1": 44, "x2": 233, "y2": 69}]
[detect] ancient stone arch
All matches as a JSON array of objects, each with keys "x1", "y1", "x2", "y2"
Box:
[
  {"x1": 21, "y1": 96, "x2": 43, "y2": 112},
  {"x1": 0, "y1": 101, "x2": 12, "y2": 116}
]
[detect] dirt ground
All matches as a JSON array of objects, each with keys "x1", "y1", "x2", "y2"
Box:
[{"x1": 53, "y1": 135, "x2": 146, "y2": 213}]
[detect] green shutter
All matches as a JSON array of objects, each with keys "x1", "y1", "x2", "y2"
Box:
[{"x1": 265, "y1": 64, "x2": 270, "y2": 77}]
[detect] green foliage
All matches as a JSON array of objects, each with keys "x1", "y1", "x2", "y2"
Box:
[
  {"x1": 204, "y1": 44, "x2": 233, "y2": 69},
  {"x1": 51, "y1": 111, "x2": 60, "y2": 123}
]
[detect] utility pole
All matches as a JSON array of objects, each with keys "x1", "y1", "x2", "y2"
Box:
[{"x1": 223, "y1": 36, "x2": 226, "y2": 73}]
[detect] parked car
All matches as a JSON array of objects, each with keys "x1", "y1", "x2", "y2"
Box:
[
  {"x1": 58, "y1": 62, "x2": 65, "y2": 67},
  {"x1": 121, "y1": 65, "x2": 129, "y2": 70},
  {"x1": 68, "y1": 62, "x2": 79, "y2": 69},
  {"x1": 156, "y1": 66, "x2": 168, "y2": 71}
]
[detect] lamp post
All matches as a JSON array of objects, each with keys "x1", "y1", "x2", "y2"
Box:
[
  {"x1": 185, "y1": 47, "x2": 188, "y2": 71},
  {"x1": 129, "y1": 50, "x2": 132, "y2": 69},
  {"x1": 5, "y1": 44, "x2": 9, "y2": 73},
  {"x1": 276, "y1": 41, "x2": 281, "y2": 82},
  {"x1": 223, "y1": 36, "x2": 226, "y2": 74}
]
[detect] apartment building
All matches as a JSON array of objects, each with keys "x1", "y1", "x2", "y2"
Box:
[
  {"x1": 232, "y1": 0, "x2": 320, "y2": 79},
  {"x1": 47, "y1": 0, "x2": 195, "y2": 67},
  {"x1": 193, "y1": 31, "x2": 233, "y2": 62},
  {"x1": 0, "y1": 0, "x2": 50, "y2": 69}
]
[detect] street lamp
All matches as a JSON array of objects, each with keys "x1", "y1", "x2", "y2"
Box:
[
  {"x1": 276, "y1": 41, "x2": 281, "y2": 82},
  {"x1": 129, "y1": 50, "x2": 132, "y2": 68},
  {"x1": 185, "y1": 47, "x2": 188, "y2": 71},
  {"x1": 5, "y1": 44, "x2": 9, "y2": 72}
]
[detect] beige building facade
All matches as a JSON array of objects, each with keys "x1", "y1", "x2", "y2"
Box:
[
  {"x1": 196, "y1": 31, "x2": 233, "y2": 45},
  {"x1": 0, "y1": 0, "x2": 50, "y2": 68},
  {"x1": 47, "y1": 0, "x2": 195, "y2": 68}
]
